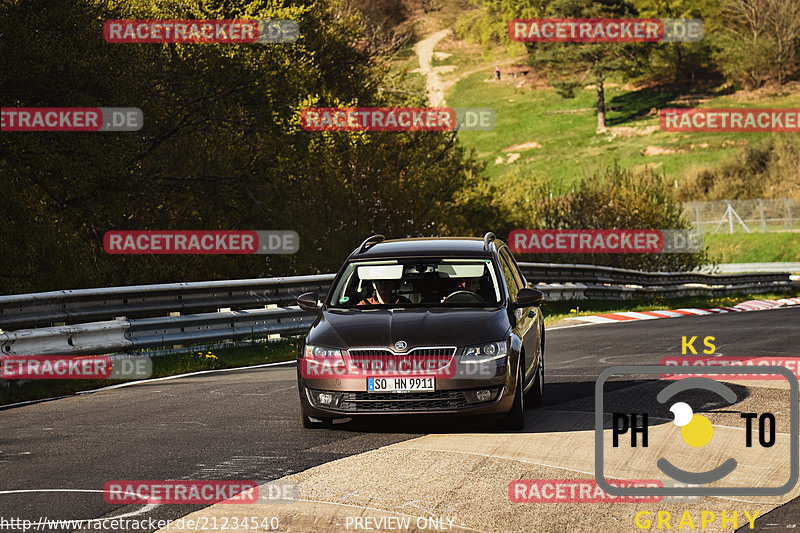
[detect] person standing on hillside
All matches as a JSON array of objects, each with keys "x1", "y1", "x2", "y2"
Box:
[{"x1": 495, "y1": 66, "x2": 501, "y2": 80}]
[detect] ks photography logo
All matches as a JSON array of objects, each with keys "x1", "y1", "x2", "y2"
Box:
[{"x1": 594, "y1": 366, "x2": 799, "y2": 496}]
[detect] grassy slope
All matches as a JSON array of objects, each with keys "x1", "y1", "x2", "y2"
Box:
[
  {"x1": 428, "y1": 30, "x2": 800, "y2": 187},
  {"x1": 428, "y1": 23, "x2": 800, "y2": 264},
  {"x1": 450, "y1": 70, "x2": 800, "y2": 185},
  {"x1": 704, "y1": 232, "x2": 800, "y2": 263}
]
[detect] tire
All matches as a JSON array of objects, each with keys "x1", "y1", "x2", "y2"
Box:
[
  {"x1": 525, "y1": 330, "x2": 545, "y2": 407},
  {"x1": 525, "y1": 353, "x2": 544, "y2": 407},
  {"x1": 300, "y1": 404, "x2": 333, "y2": 429},
  {"x1": 499, "y1": 359, "x2": 525, "y2": 430}
]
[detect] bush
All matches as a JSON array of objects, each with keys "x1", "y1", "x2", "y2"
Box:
[
  {"x1": 493, "y1": 164, "x2": 708, "y2": 271},
  {"x1": 677, "y1": 136, "x2": 800, "y2": 200}
]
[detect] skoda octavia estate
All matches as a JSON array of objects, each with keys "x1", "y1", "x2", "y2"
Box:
[{"x1": 296, "y1": 233, "x2": 545, "y2": 429}]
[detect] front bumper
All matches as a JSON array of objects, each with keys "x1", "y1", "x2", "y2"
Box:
[
  {"x1": 298, "y1": 355, "x2": 514, "y2": 417},
  {"x1": 300, "y1": 385, "x2": 513, "y2": 417}
]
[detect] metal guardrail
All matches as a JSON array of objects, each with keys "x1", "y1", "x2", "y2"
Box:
[
  {"x1": 518, "y1": 263, "x2": 792, "y2": 300},
  {"x1": 517, "y1": 263, "x2": 790, "y2": 286},
  {"x1": 0, "y1": 307, "x2": 314, "y2": 356},
  {"x1": 0, "y1": 275, "x2": 334, "y2": 330},
  {"x1": 0, "y1": 264, "x2": 792, "y2": 356}
]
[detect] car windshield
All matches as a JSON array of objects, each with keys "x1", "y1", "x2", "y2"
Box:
[{"x1": 327, "y1": 258, "x2": 502, "y2": 308}]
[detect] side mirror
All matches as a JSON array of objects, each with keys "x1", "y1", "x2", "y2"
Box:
[
  {"x1": 512, "y1": 288, "x2": 544, "y2": 308},
  {"x1": 297, "y1": 291, "x2": 322, "y2": 311}
]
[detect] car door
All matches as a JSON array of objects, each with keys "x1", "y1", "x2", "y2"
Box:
[{"x1": 498, "y1": 246, "x2": 537, "y2": 384}]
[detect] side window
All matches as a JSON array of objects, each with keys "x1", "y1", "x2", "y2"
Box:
[
  {"x1": 500, "y1": 247, "x2": 526, "y2": 289},
  {"x1": 497, "y1": 249, "x2": 519, "y2": 301}
]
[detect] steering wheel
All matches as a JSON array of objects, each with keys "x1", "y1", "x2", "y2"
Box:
[{"x1": 442, "y1": 290, "x2": 483, "y2": 303}]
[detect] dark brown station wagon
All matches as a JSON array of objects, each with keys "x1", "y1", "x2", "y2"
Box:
[{"x1": 296, "y1": 233, "x2": 545, "y2": 429}]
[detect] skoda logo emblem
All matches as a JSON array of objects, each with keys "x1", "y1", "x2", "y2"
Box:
[{"x1": 394, "y1": 340, "x2": 408, "y2": 351}]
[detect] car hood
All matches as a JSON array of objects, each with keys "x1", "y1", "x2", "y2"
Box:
[{"x1": 306, "y1": 307, "x2": 511, "y2": 350}]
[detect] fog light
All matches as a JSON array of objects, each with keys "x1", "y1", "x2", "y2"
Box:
[
  {"x1": 310, "y1": 390, "x2": 341, "y2": 407},
  {"x1": 318, "y1": 392, "x2": 335, "y2": 405},
  {"x1": 476, "y1": 389, "x2": 492, "y2": 402}
]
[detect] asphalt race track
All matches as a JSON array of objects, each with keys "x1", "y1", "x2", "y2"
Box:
[{"x1": 1, "y1": 308, "x2": 798, "y2": 532}]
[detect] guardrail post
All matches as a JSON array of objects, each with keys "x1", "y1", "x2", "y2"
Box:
[{"x1": 694, "y1": 202, "x2": 701, "y2": 231}]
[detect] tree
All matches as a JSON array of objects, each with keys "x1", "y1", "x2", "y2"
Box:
[
  {"x1": 0, "y1": 0, "x2": 490, "y2": 293},
  {"x1": 713, "y1": 0, "x2": 800, "y2": 88},
  {"x1": 526, "y1": 0, "x2": 652, "y2": 132},
  {"x1": 634, "y1": 0, "x2": 721, "y2": 84},
  {"x1": 454, "y1": 0, "x2": 548, "y2": 47}
]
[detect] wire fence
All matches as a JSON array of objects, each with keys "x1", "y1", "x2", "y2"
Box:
[{"x1": 683, "y1": 199, "x2": 799, "y2": 234}]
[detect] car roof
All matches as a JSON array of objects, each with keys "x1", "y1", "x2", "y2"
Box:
[{"x1": 350, "y1": 237, "x2": 504, "y2": 259}]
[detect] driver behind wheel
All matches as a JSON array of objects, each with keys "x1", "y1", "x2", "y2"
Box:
[
  {"x1": 458, "y1": 278, "x2": 481, "y2": 293},
  {"x1": 441, "y1": 277, "x2": 486, "y2": 303}
]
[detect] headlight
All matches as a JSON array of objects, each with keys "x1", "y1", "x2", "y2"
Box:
[
  {"x1": 304, "y1": 345, "x2": 343, "y2": 358},
  {"x1": 463, "y1": 341, "x2": 508, "y2": 360}
]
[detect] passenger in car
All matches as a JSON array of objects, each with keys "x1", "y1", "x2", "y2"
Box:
[{"x1": 357, "y1": 279, "x2": 411, "y2": 305}]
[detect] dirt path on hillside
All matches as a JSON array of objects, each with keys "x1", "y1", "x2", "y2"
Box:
[
  {"x1": 415, "y1": 29, "x2": 529, "y2": 106},
  {"x1": 414, "y1": 28, "x2": 452, "y2": 106},
  {"x1": 441, "y1": 57, "x2": 525, "y2": 93}
]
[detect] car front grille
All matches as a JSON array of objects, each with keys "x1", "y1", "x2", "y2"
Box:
[
  {"x1": 338, "y1": 390, "x2": 468, "y2": 412},
  {"x1": 347, "y1": 347, "x2": 456, "y2": 374},
  {"x1": 348, "y1": 347, "x2": 456, "y2": 357}
]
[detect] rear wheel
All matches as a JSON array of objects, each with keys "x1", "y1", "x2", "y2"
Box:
[{"x1": 499, "y1": 360, "x2": 525, "y2": 430}]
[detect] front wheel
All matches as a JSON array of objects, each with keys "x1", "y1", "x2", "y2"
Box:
[
  {"x1": 498, "y1": 360, "x2": 525, "y2": 430},
  {"x1": 525, "y1": 352, "x2": 544, "y2": 407}
]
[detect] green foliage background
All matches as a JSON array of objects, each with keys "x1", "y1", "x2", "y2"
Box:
[
  {"x1": 0, "y1": 0, "x2": 711, "y2": 295},
  {"x1": 0, "y1": 0, "x2": 488, "y2": 292}
]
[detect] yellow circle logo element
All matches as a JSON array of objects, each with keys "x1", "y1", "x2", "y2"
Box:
[{"x1": 681, "y1": 414, "x2": 714, "y2": 447}]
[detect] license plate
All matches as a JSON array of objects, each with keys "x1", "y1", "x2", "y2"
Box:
[{"x1": 368, "y1": 377, "x2": 435, "y2": 392}]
